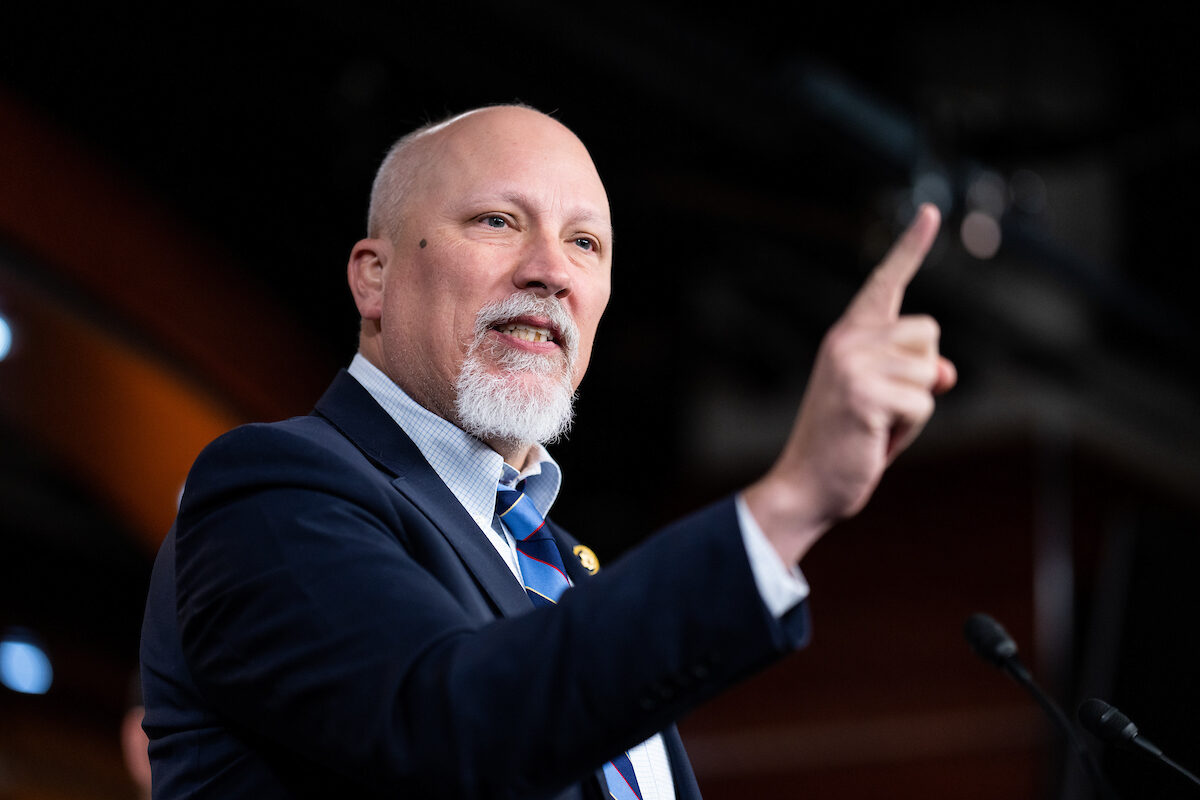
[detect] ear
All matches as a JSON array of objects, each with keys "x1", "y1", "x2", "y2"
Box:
[{"x1": 347, "y1": 238, "x2": 391, "y2": 320}]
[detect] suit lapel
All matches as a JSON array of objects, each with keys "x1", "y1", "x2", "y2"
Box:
[
  {"x1": 389, "y1": 467, "x2": 532, "y2": 617},
  {"x1": 547, "y1": 520, "x2": 596, "y2": 586},
  {"x1": 313, "y1": 371, "x2": 531, "y2": 618}
]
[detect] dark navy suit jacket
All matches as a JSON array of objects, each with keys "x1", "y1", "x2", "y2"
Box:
[{"x1": 140, "y1": 371, "x2": 810, "y2": 798}]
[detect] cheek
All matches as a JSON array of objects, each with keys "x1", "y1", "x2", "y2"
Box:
[
  {"x1": 579, "y1": 285, "x2": 610, "y2": 346},
  {"x1": 569, "y1": 305, "x2": 606, "y2": 387},
  {"x1": 395, "y1": 250, "x2": 475, "y2": 327},
  {"x1": 452, "y1": 307, "x2": 482, "y2": 354}
]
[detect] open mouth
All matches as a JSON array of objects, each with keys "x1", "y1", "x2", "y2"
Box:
[{"x1": 492, "y1": 320, "x2": 559, "y2": 345}]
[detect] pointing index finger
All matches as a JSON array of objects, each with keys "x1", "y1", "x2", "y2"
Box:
[{"x1": 845, "y1": 203, "x2": 941, "y2": 323}]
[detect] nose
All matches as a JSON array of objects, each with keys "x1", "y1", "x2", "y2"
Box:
[{"x1": 512, "y1": 232, "x2": 572, "y2": 299}]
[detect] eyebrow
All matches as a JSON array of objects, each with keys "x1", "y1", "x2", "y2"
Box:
[{"x1": 481, "y1": 190, "x2": 614, "y2": 237}]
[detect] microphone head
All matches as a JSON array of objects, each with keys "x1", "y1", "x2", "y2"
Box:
[
  {"x1": 1078, "y1": 698, "x2": 1139, "y2": 746},
  {"x1": 963, "y1": 613, "x2": 1019, "y2": 668}
]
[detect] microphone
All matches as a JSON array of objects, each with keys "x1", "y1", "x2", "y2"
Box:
[
  {"x1": 963, "y1": 612, "x2": 1026, "y2": 677},
  {"x1": 1078, "y1": 698, "x2": 1159, "y2": 756},
  {"x1": 1078, "y1": 697, "x2": 1200, "y2": 790},
  {"x1": 963, "y1": 613, "x2": 1120, "y2": 800}
]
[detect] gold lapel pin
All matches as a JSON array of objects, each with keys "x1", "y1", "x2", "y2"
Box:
[{"x1": 573, "y1": 544, "x2": 600, "y2": 575}]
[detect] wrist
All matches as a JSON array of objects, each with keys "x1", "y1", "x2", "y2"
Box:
[{"x1": 742, "y1": 469, "x2": 832, "y2": 566}]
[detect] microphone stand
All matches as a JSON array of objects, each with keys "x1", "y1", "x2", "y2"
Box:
[
  {"x1": 999, "y1": 660, "x2": 1119, "y2": 800},
  {"x1": 964, "y1": 614, "x2": 1121, "y2": 800}
]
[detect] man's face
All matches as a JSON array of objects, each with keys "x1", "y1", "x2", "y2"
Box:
[{"x1": 360, "y1": 108, "x2": 613, "y2": 452}]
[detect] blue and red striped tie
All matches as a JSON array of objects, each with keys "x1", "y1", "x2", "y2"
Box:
[{"x1": 496, "y1": 484, "x2": 643, "y2": 800}]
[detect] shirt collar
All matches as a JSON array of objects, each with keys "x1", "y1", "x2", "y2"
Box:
[{"x1": 347, "y1": 353, "x2": 562, "y2": 525}]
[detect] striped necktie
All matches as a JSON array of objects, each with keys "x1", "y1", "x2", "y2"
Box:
[
  {"x1": 496, "y1": 484, "x2": 569, "y2": 607},
  {"x1": 495, "y1": 484, "x2": 644, "y2": 800}
]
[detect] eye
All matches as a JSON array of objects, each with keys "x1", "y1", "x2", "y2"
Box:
[
  {"x1": 573, "y1": 236, "x2": 598, "y2": 252},
  {"x1": 480, "y1": 215, "x2": 509, "y2": 229}
]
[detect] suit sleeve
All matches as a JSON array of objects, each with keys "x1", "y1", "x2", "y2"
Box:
[{"x1": 173, "y1": 423, "x2": 809, "y2": 799}]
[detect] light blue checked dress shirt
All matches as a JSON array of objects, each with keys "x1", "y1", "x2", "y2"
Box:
[{"x1": 347, "y1": 353, "x2": 808, "y2": 799}]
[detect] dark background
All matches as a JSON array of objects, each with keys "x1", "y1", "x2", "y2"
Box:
[{"x1": 1, "y1": 4, "x2": 1197, "y2": 798}]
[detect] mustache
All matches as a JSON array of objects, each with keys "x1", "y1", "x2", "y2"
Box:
[{"x1": 471, "y1": 293, "x2": 579, "y2": 360}]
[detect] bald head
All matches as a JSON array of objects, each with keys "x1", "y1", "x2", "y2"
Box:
[{"x1": 366, "y1": 105, "x2": 602, "y2": 243}]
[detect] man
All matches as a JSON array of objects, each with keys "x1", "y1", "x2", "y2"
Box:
[{"x1": 140, "y1": 105, "x2": 953, "y2": 799}]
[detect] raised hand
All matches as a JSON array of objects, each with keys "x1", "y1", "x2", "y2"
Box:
[{"x1": 744, "y1": 204, "x2": 956, "y2": 565}]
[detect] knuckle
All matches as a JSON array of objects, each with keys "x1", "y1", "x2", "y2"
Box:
[
  {"x1": 911, "y1": 392, "x2": 935, "y2": 421},
  {"x1": 822, "y1": 326, "x2": 855, "y2": 361},
  {"x1": 909, "y1": 314, "x2": 940, "y2": 339},
  {"x1": 923, "y1": 362, "x2": 941, "y2": 389},
  {"x1": 920, "y1": 392, "x2": 935, "y2": 416}
]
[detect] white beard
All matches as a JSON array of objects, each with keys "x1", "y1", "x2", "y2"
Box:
[{"x1": 454, "y1": 294, "x2": 579, "y2": 448}]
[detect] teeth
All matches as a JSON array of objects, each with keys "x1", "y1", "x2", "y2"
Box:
[{"x1": 498, "y1": 323, "x2": 554, "y2": 343}]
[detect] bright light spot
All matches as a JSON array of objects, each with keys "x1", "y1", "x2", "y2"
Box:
[
  {"x1": 961, "y1": 211, "x2": 1003, "y2": 259},
  {"x1": 0, "y1": 633, "x2": 53, "y2": 695},
  {"x1": 0, "y1": 314, "x2": 12, "y2": 361}
]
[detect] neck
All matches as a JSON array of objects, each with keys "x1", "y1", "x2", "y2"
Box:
[{"x1": 488, "y1": 438, "x2": 535, "y2": 472}]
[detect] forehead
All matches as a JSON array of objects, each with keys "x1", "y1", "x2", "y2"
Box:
[{"x1": 417, "y1": 110, "x2": 612, "y2": 232}]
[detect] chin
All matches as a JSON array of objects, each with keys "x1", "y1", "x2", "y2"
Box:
[{"x1": 455, "y1": 361, "x2": 577, "y2": 447}]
